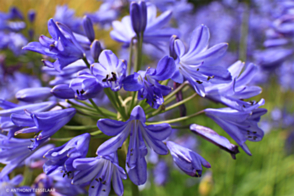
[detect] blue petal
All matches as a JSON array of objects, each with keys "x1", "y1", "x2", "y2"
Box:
[
  {"x1": 97, "y1": 119, "x2": 128, "y2": 136},
  {"x1": 129, "y1": 106, "x2": 146, "y2": 122},
  {"x1": 123, "y1": 73, "x2": 144, "y2": 91},
  {"x1": 152, "y1": 56, "x2": 176, "y2": 81},
  {"x1": 186, "y1": 25, "x2": 210, "y2": 57}
]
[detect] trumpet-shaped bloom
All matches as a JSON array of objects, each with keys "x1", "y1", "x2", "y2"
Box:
[
  {"x1": 123, "y1": 56, "x2": 175, "y2": 109},
  {"x1": 97, "y1": 106, "x2": 172, "y2": 185},
  {"x1": 205, "y1": 61, "x2": 264, "y2": 111},
  {"x1": 72, "y1": 153, "x2": 127, "y2": 196},
  {"x1": 43, "y1": 133, "x2": 90, "y2": 177},
  {"x1": 205, "y1": 107, "x2": 267, "y2": 155},
  {"x1": 0, "y1": 100, "x2": 56, "y2": 138},
  {"x1": 12, "y1": 108, "x2": 76, "y2": 140},
  {"x1": 23, "y1": 19, "x2": 84, "y2": 71},
  {"x1": 130, "y1": 1, "x2": 147, "y2": 35},
  {"x1": 0, "y1": 135, "x2": 48, "y2": 178},
  {"x1": 166, "y1": 141, "x2": 211, "y2": 177},
  {"x1": 170, "y1": 25, "x2": 231, "y2": 96},
  {"x1": 190, "y1": 124, "x2": 239, "y2": 159},
  {"x1": 91, "y1": 50, "x2": 126, "y2": 91},
  {"x1": 110, "y1": 3, "x2": 179, "y2": 47}
]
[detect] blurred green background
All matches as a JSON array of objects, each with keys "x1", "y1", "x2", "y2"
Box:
[{"x1": 2, "y1": 0, "x2": 294, "y2": 196}]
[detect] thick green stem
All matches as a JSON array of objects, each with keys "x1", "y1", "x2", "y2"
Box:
[
  {"x1": 146, "y1": 110, "x2": 204, "y2": 125},
  {"x1": 131, "y1": 182, "x2": 140, "y2": 196},
  {"x1": 63, "y1": 125, "x2": 97, "y2": 130},
  {"x1": 127, "y1": 37, "x2": 136, "y2": 75},
  {"x1": 134, "y1": 33, "x2": 143, "y2": 72},
  {"x1": 76, "y1": 100, "x2": 117, "y2": 118},
  {"x1": 89, "y1": 98, "x2": 108, "y2": 118}
]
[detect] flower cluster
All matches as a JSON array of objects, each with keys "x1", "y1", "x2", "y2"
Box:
[{"x1": 0, "y1": 1, "x2": 268, "y2": 196}]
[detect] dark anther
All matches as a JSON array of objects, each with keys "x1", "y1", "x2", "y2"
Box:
[
  {"x1": 130, "y1": 149, "x2": 133, "y2": 152},
  {"x1": 76, "y1": 90, "x2": 80, "y2": 95},
  {"x1": 102, "y1": 74, "x2": 109, "y2": 82},
  {"x1": 248, "y1": 136, "x2": 252, "y2": 138},
  {"x1": 63, "y1": 173, "x2": 66, "y2": 178},
  {"x1": 253, "y1": 131, "x2": 257, "y2": 134},
  {"x1": 91, "y1": 186, "x2": 95, "y2": 188},
  {"x1": 111, "y1": 72, "x2": 117, "y2": 81},
  {"x1": 253, "y1": 136, "x2": 257, "y2": 140},
  {"x1": 30, "y1": 139, "x2": 34, "y2": 142},
  {"x1": 103, "y1": 189, "x2": 106, "y2": 192},
  {"x1": 243, "y1": 105, "x2": 246, "y2": 108},
  {"x1": 102, "y1": 181, "x2": 106, "y2": 184},
  {"x1": 80, "y1": 89, "x2": 85, "y2": 94},
  {"x1": 49, "y1": 44, "x2": 55, "y2": 47},
  {"x1": 95, "y1": 178, "x2": 99, "y2": 182},
  {"x1": 196, "y1": 81, "x2": 203, "y2": 84},
  {"x1": 207, "y1": 75, "x2": 215, "y2": 81},
  {"x1": 197, "y1": 68, "x2": 199, "y2": 71},
  {"x1": 99, "y1": 177, "x2": 103, "y2": 181},
  {"x1": 130, "y1": 153, "x2": 133, "y2": 156}
]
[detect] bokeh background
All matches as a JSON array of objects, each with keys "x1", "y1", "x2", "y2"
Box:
[{"x1": 1, "y1": 0, "x2": 294, "y2": 196}]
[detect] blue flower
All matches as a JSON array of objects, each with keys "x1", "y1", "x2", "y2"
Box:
[
  {"x1": 0, "y1": 135, "x2": 48, "y2": 178},
  {"x1": 43, "y1": 133, "x2": 90, "y2": 177},
  {"x1": 69, "y1": 71, "x2": 103, "y2": 100},
  {"x1": 0, "y1": 100, "x2": 56, "y2": 138},
  {"x1": 72, "y1": 153, "x2": 127, "y2": 196},
  {"x1": 97, "y1": 106, "x2": 172, "y2": 185},
  {"x1": 205, "y1": 61, "x2": 265, "y2": 111},
  {"x1": 204, "y1": 107, "x2": 267, "y2": 155},
  {"x1": 12, "y1": 108, "x2": 76, "y2": 140},
  {"x1": 190, "y1": 124, "x2": 239, "y2": 159},
  {"x1": 170, "y1": 25, "x2": 231, "y2": 97},
  {"x1": 91, "y1": 50, "x2": 127, "y2": 91},
  {"x1": 123, "y1": 56, "x2": 175, "y2": 109},
  {"x1": 166, "y1": 141, "x2": 211, "y2": 177},
  {"x1": 110, "y1": 3, "x2": 179, "y2": 48},
  {"x1": 23, "y1": 19, "x2": 85, "y2": 71},
  {"x1": 0, "y1": 174, "x2": 23, "y2": 196}
]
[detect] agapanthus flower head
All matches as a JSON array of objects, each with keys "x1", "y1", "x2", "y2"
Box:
[
  {"x1": 22, "y1": 19, "x2": 85, "y2": 71},
  {"x1": 205, "y1": 107, "x2": 267, "y2": 155},
  {"x1": 166, "y1": 141, "x2": 211, "y2": 177},
  {"x1": 169, "y1": 25, "x2": 231, "y2": 97},
  {"x1": 190, "y1": 124, "x2": 239, "y2": 159},
  {"x1": 91, "y1": 50, "x2": 127, "y2": 91},
  {"x1": 43, "y1": 133, "x2": 90, "y2": 178},
  {"x1": 110, "y1": 3, "x2": 179, "y2": 48},
  {"x1": 123, "y1": 56, "x2": 175, "y2": 109},
  {"x1": 97, "y1": 105, "x2": 172, "y2": 185},
  {"x1": 72, "y1": 153, "x2": 127, "y2": 196}
]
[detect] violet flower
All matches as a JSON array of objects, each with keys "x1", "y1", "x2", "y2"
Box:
[
  {"x1": 43, "y1": 133, "x2": 90, "y2": 178},
  {"x1": 23, "y1": 19, "x2": 85, "y2": 71},
  {"x1": 91, "y1": 50, "x2": 127, "y2": 91},
  {"x1": 170, "y1": 25, "x2": 231, "y2": 97},
  {"x1": 166, "y1": 141, "x2": 211, "y2": 177},
  {"x1": 123, "y1": 56, "x2": 175, "y2": 109},
  {"x1": 72, "y1": 153, "x2": 127, "y2": 196},
  {"x1": 97, "y1": 105, "x2": 172, "y2": 185},
  {"x1": 205, "y1": 107, "x2": 267, "y2": 155}
]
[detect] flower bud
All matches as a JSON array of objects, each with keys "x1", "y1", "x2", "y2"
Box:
[
  {"x1": 15, "y1": 87, "x2": 52, "y2": 102},
  {"x1": 82, "y1": 15, "x2": 95, "y2": 42},
  {"x1": 51, "y1": 84, "x2": 75, "y2": 99},
  {"x1": 130, "y1": 1, "x2": 147, "y2": 35},
  {"x1": 27, "y1": 10, "x2": 36, "y2": 23},
  {"x1": 90, "y1": 40, "x2": 102, "y2": 61}
]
